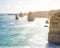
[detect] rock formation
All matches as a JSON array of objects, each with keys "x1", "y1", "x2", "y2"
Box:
[
  {"x1": 27, "y1": 12, "x2": 35, "y2": 21},
  {"x1": 15, "y1": 14, "x2": 18, "y2": 20},
  {"x1": 18, "y1": 12, "x2": 23, "y2": 17},
  {"x1": 48, "y1": 10, "x2": 60, "y2": 44},
  {"x1": 34, "y1": 11, "x2": 49, "y2": 18}
]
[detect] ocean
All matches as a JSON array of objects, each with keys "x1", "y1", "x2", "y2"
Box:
[{"x1": 0, "y1": 14, "x2": 59, "y2": 48}]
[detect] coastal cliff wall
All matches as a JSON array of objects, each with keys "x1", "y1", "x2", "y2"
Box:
[{"x1": 34, "y1": 11, "x2": 49, "y2": 18}]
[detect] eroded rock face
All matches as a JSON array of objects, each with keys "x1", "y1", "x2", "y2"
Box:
[
  {"x1": 48, "y1": 10, "x2": 60, "y2": 44},
  {"x1": 27, "y1": 12, "x2": 35, "y2": 21}
]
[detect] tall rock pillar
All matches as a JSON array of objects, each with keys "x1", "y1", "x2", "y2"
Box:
[
  {"x1": 48, "y1": 10, "x2": 60, "y2": 44},
  {"x1": 27, "y1": 12, "x2": 35, "y2": 21}
]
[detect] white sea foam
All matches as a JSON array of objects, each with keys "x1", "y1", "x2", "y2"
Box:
[{"x1": 0, "y1": 15, "x2": 54, "y2": 48}]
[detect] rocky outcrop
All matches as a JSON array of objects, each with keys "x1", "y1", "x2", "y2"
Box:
[
  {"x1": 48, "y1": 10, "x2": 60, "y2": 44},
  {"x1": 18, "y1": 12, "x2": 23, "y2": 17},
  {"x1": 27, "y1": 12, "x2": 35, "y2": 21},
  {"x1": 15, "y1": 14, "x2": 18, "y2": 20}
]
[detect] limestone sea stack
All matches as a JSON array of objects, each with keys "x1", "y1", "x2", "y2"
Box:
[
  {"x1": 27, "y1": 12, "x2": 35, "y2": 21},
  {"x1": 48, "y1": 10, "x2": 60, "y2": 44},
  {"x1": 18, "y1": 12, "x2": 23, "y2": 17},
  {"x1": 15, "y1": 14, "x2": 18, "y2": 20}
]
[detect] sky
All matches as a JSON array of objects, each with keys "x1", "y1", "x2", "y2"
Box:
[{"x1": 0, "y1": 0, "x2": 60, "y2": 13}]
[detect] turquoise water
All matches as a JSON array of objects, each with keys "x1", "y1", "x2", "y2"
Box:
[
  {"x1": 0, "y1": 14, "x2": 28, "y2": 46},
  {"x1": 1, "y1": 14, "x2": 59, "y2": 48}
]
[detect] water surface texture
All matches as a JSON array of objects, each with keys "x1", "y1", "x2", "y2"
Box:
[{"x1": 0, "y1": 14, "x2": 60, "y2": 48}]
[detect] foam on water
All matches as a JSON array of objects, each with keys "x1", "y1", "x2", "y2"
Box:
[{"x1": 0, "y1": 14, "x2": 59, "y2": 48}]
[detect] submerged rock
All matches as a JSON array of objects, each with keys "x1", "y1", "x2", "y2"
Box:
[
  {"x1": 44, "y1": 25, "x2": 48, "y2": 27},
  {"x1": 45, "y1": 20, "x2": 49, "y2": 24}
]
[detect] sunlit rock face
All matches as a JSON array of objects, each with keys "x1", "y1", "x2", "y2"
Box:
[
  {"x1": 27, "y1": 12, "x2": 35, "y2": 21},
  {"x1": 48, "y1": 10, "x2": 60, "y2": 44}
]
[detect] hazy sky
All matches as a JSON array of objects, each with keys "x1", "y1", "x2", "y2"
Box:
[{"x1": 0, "y1": 0, "x2": 60, "y2": 13}]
